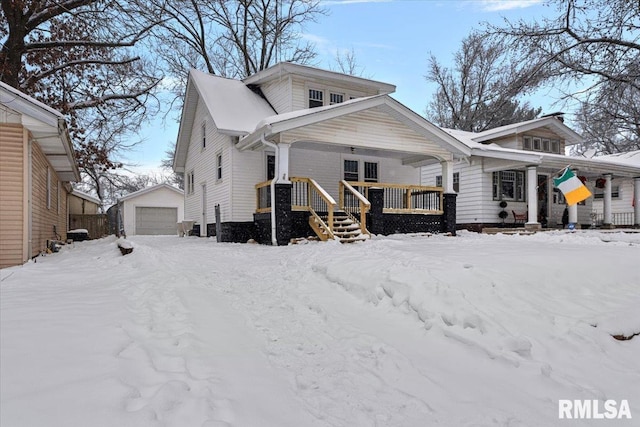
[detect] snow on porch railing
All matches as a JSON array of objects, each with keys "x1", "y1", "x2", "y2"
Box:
[{"x1": 345, "y1": 181, "x2": 444, "y2": 214}]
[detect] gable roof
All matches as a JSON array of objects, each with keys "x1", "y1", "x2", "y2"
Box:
[
  {"x1": 70, "y1": 189, "x2": 101, "y2": 205},
  {"x1": 243, "y1": 62, "x2": 396, "y2": 95},
  {"x1": 237, "y1": 94, "x2": 471, "y2": 158},
  {"x1": 118, "y1": 183, "x2": 183, "y2": 202},
  {"x1": 174, "y1": 69, "x2": 276, "y2": 171},
  {"x1": 472, "y1": 116, "x2": 583, "y2": 146},
  {"x1": 0, "y1": 81, "x2": 80, "y2": 181}
]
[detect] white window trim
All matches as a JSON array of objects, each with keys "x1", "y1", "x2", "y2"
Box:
[
  {"x1": 216, "y1": 151, "x2": 223, "y2": 182},
  {"x1": 187, "y1": 170, "x2": 195, "y2": 195},
  {"x1": 201, "y1": 121, "x2": 207, "y2": 150},
  {"x1": 363, "y1": 160, "x2": 379, "y2": 183},
  {"x1": 305, "y1": 83, "x2": 366, "y2": 108},
  {"x1": 343, "y1": 158, "x2": 360, "y2": 181}
]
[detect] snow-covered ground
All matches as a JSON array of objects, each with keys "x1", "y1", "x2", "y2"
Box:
[{"x1": 1, "y1": 230, "x2": 639, "y2": 426}]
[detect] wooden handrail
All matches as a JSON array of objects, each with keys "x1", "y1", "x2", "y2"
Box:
[
  {"x1": 345, "y1": 181, "x2": 444, "y2": 214},
  {"x1": 339, "y1": 180, "x2": 370, "y2": 236}
]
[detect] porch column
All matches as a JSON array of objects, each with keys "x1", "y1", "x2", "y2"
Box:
[
  {"x1": 603, "y1": 173, "x2": 613, "y2": 228},
  {"x1": 568, "y1": 202, "x2": 578, "y2": 227},
  {"x1": 275, "y1": 143, "x2": 291, "y2": 184},
  {"x1": 634, "y1": 177, "x2": 640, "y2": 228},
  {"x1": 526, "y1": 165, "x2": 540, "y2": 229},
  {"x1": 440, "y1": 160, "x2": 455, "y2": 193}
]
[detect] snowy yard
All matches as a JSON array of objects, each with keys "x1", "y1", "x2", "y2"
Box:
[{"x1": 1, "y1": 231, "x2": 639, "y2": 426}]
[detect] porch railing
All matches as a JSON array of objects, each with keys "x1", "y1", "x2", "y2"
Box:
[
  {"x1": 591, "y1": 212, "x2": 635, "y2": 226},
  {"x1": 255, "y1": 177, "x2": 337, "y2": 238},
  {"x1": 345, "y1": 181, "x2": 444, "y2": 214},
  {"x1": 339, "y1": 180, "x2": 371, "y2": 235}
]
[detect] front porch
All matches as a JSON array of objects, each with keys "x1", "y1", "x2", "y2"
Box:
[{"x1": 254, "y1": 178, "x2": 456, "y2": 244}]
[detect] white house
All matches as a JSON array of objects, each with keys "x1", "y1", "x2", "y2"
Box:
[
  {"x1": 173, "y1": 63, "x2": 468, "y2": 244},
  {"x1": 116, "y1": 184, "x2": 184, "y2": 236},
  {"x1": 590, "y1": 150, "x2": 640, "y2": 227},
  {"x1": 173, "y1": 63, "x2": 640, "y2": 243},
  {"x1": 420, "y1": 117, "x2": 640, "y2": 230}
]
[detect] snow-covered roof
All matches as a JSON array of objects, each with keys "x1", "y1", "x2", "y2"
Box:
[
  {"x1": 0, "y1": 81, "x2": 80, "y2": 182},
  {"x1": 472, "y1": 116, "x2": 583, "y2": 146},
  {"x1": 243, "y1": 62, "x2": 396, "y2": 95},
  {"x1": 596, "y1": 150, "x2": 640, "y2": 167},
  {"x1": 70, "y1": 189, "x2": 101, "y2": 205},
  {"x1": 118, "y1": 183, "x2": 183, "y2": 202},
  {"x1": 173, "y1": 69, "x2": 276, "y2": 172}
]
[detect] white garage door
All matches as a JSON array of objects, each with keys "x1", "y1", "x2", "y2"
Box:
[{"x1": 135, "y1": 207, "x2": 177, "y2": 235}]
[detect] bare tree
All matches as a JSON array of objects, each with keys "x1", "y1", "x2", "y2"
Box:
[
  {"x1": 426, "y1": 32, "x2": 543, "y2": 132},
  {"x1": 332, "y1": 47, "x2": 364, "y2": 76},
  {"x1": 1, "y1": 0, "x2": 163, "y2": 203},
  {"x1": 488, "y1": 0, "x2": 640, "y2": 153},
  {"x1": 146, "y1": 0, "x2": 326, "y2": 96}
]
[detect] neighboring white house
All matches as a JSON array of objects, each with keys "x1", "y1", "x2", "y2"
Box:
[
  {"x1": 420, "y1": 117, "x2": 640, "y2": 230},
  {"x1": 173, "y1": 63, "x2": 640, "y2": 243},
  {"x1": 590, "y1": 150, "x2": 640, "y2": 226},
  {"x1": 116, "y1": 184, "x2": 184, "y2": 236}
]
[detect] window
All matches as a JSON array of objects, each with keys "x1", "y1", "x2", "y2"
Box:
[
  {"x1": 435, "y1": 174, "x2": 459, "y2": 191},
  {"x1": 46, "y1": 167, "x2": 51, "y2": 209},
  {"x1": 266, "y1": 154, "x2": 275, "y2": 180},
  {"x1": 523, "y1": 136, "x2": 532, "y2": 150},
  {"x1": 309, "y1": 89, "x2": 323, "y2": 108},
  {"x1": 187, "y1": 171, "x2": 195, "y2": 195},
  {"x1": 493, "y1": 170, "x2": 525, "y2": 201},
  {"x1": 216, "y1": 152, "x2": 223, "y2": 181},
  {"x1": 533, "y1": 138, "x2": 541, "y2": 151},
  {"x1": 542, "y1": 139, "x2": 550, "y2": 152},
  {"x1": 201, "y1": 121, "x2": 206, "y2": 149},
  {"x1": 330, "y1": 93, "x2": 344, "y2": 105},
  {"x1": 551, "y1": 140, "x2": 560, "y2": 154},
  {"x1": 594, "y1": 185, "x2": 620, "y2": 199},
  {"x1": 363, "y1": 161, "x2": 378, "y2": 182},
  {"x1": 344, "y1": 160, "x2": 359, "y2": 181}
]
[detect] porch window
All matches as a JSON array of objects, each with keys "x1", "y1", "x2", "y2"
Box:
[
  {"x1": 364, "y1": 161, "x2": 378, "y2": 182},
  {"x1": 266, "y1": 154, "x2": 275, "y2": 180},
  {"x1": 435, "y1": 173, "x2": 459, "y2": 192},
  {"x1": 330, "y1": 93, "x2": 344, "y2": 105},
  {"x1": 594, "y1": 185, "x2": 620, "y2": 199},
  {"x1": 187, "y1": 171, "x2": 195, "y2": 195},
  {"x1": 216, "y1": 152, "x2": 223, "y2": 181},
  {"x1": 344, "y1": 160, "x2": 359, "y2": 181},
  {"x1": 309, "y1": 89, "x2": 323, "y2": 108},
  {"x1": 493, "y1": 170, "x2": 525, "y2": 201}
]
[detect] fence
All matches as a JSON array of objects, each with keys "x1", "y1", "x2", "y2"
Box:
[
  {"x1": 68, "y1": 214, "x2": 109, "y2": 239},
  {"x1": 590, "y1": 212, "x2": 635, "y2": 227}
]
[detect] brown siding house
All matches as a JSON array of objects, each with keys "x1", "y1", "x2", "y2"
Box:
[{"x1": 0, "y1": 82, "x2": 79, "y2": 269}]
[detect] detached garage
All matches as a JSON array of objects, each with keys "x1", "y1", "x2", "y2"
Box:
[{"x1": 118, "y1": 184, "x2": 184, "y2": 236}]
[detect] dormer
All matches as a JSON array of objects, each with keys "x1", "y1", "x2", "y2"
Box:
[{"x1": 243, "y1": 62, "x2": 396, "y2": 113}]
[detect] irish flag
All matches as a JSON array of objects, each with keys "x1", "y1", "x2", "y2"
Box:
[{"x1": 553, "y1": 167, "x2": 592, "y2": 206}]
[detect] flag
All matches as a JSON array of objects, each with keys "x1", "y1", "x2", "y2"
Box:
[{"x1": 553, "y1": 167, "x2": 592, "y2": 206}]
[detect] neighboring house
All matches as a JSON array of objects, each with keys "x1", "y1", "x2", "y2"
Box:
[
  {"x1": 115, "y1": 184, "x2": 184, "y2": 236},
  {"x1": 68, "y1": 189, "x2": 107, "y2": 238},
  {"x1": 420, "y1": 116, "x2": 640, "y2": 230},
  {"x1": 1, "y1": 81, "x2": 80, "y2": 268},
  {"x1": 68, "y1": 189, "x2": 101, "y2": 215},
  {"x1": 173, "y1": 63, "x2": 468, "y2": 244},
  {"x1": 590, "y1": 150, "x2": 640, "y2": 227}
]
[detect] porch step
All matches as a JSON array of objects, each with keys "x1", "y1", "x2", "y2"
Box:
[{"x1": 311, "y1": 210, "x2": 369, "y2": 243}]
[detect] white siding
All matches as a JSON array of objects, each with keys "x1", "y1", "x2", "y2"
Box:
[
  {"x1": 591, "y1": 179, "x2": 634, "y2": 215},
  {"x1": 231, "y1": 148, "x2": 265, "y2": 221},
  {"x1": 122, "y1": 187, "x2": 184, "y2": 235},
  {"x1": 260, "y1": 77, "x2": 292, "y2": 113},
  {"x1": 291, "y1": 76, "x2": 382, "y2": 111},
  {"x1": 184, "y1": 97, "x2": 233, "y2": 228}
]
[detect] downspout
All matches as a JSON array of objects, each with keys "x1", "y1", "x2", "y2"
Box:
[{"x1": 260, "y1": 134, "x2": 279, "y2": 246}]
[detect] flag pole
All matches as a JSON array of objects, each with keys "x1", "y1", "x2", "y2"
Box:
[{"x1": 536, "y1": 165, "x2": 572, "y2": 189}]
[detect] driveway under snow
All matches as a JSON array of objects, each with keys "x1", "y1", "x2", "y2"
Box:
[{"x1": 1, "y1": 231, "x2": 639, "y2": 426}]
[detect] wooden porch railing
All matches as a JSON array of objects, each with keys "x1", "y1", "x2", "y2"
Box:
[
  {"x1": 345, "y1": 181, "x2": 444, "y2": 214},
  {"x1": 339, "y1": 180, "x2": 371, "y2": 235},
  {"x1": 255, "y1": 177, "x2": 337, "y2": 238}
]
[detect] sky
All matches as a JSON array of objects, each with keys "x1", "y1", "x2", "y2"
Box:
[{"x1": 128, "y1": 0, "x2": 554, "y2": 175}]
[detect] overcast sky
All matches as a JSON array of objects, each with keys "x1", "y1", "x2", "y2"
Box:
[{"x1": 130, "y1": 0, "x2": 553, "y2": 175}]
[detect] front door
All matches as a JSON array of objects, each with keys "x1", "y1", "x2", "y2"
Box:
[{"x1": 537, "y1": 174, "x2": 548, "y2": 226}]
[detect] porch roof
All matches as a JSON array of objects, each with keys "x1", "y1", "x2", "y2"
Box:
[
  {"x1": 236, "y1": 95, "x2": 471, "y2": 159},
  {"x1": 0, "y1": 81, "x2": 80, "y2": 182}
]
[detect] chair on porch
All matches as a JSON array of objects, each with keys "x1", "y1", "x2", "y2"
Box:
[{"x1": 512, "y1": 210, "x2": 527, "y2": 225}]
